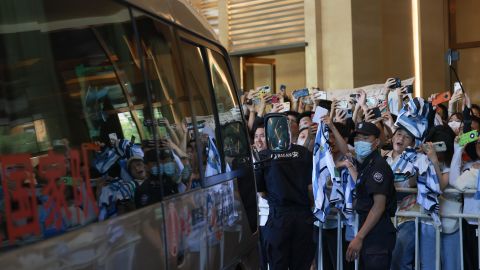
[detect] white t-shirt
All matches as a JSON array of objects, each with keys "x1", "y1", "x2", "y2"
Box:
[
  {"x1": 383, "y1": 150, "x2": 413, "y2": 189},
  {"x1": 253, "y1": 153, "x2": 270, "y2": 226},
  {"x1": 383, "y1": 150, "x2": 418, "y2": 225},
  {"x1": 460, "y1": 162, "x2": 480, "y2": 225},
  {"x1": 258, "y1": 195, "x2": 269, "y2": 226}
]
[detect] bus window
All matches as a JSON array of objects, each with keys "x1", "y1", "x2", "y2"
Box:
[
  {"x1": 179, "y1": 40, "x2": 223, "y2": 180},
  {"x1": 205, "y1": 49, "x2": 250, "y2": 170},
  {"x1": 0, "y1": 0, "x2": 160, "y2": 253},
  {"x1": 132, "y1": 13, "x2": 202, "y2": 196}
]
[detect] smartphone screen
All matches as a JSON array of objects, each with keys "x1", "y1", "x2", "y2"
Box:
[
  {"x1": 108, "y1": 133, "x2": 118, "y2": 145},
  {"x1": 370, "y1": 107, "x2": 381, "y2": 118}
]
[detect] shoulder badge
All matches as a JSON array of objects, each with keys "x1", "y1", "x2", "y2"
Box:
[{"x1": 373, "y1": 171, "x2": 384, "y2": 183}]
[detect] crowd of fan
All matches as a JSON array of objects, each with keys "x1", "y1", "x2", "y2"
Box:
[{"x1": 245, "y1": 79, "x2": 480, "y2": 270}]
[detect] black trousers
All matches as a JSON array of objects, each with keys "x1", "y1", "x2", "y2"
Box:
[
  {"x1": 463, "y1": 219, "x2": 479, "y2": 270},
  {"x1": 258, "y1": 226, "x2": 268, "y2": 270},
  {"x1": 264, "y1": 208, "x2": 315, "y2": 270},
  {"x1": 359, "y1": 215, "x2": 396, "y2": 270}
]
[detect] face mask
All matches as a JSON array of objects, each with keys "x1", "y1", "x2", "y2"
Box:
[
  {"x1": 150, "y1": 166, "x2": 163, "y2": 176},
  {"x1": 163, "y1": 162, "x2": 176, "y2": 177},
  {"x1": 354, "y1": 141, "x2": 373, "y2": 160},
  {"x1": 448, "y1": 121, "x2": 461, "y2": 132}
]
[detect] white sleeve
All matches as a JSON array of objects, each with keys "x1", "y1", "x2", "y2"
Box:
[{"x1": 449, "y1": 143, "x2": 463, "y2": 187}]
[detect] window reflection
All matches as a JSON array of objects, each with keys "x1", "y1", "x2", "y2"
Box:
[{"x1": 206, "y1": 49, "x2": 249, "y2": 170}]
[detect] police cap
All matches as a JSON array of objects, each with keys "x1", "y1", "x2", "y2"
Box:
[{"x1": 354, "y1": 121, "x2": 380, "y2": 138}]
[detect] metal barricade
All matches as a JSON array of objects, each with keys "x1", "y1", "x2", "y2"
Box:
[{"x1": 316, "y1": 188, "x2": 480, "y2": 270}]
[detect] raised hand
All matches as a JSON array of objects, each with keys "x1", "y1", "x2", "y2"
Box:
[
  {"x1": 357, "y1": 89, "x2": 367, "y2": 106},
  {"x1": 270, "y1": 103, "x2": 284, "y2": 113}
]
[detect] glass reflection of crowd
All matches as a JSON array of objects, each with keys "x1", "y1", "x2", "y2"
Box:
[{"x1": 93, "y1": 116, "x2": 217, "y2": 221}]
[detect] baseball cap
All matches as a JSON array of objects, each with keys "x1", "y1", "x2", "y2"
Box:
[
  {"x1": 127, "y1": 156, "x2": 144, "y2": 171},
  {"x1": 353, "y1": 121, "x2": 380, "y2": 138}
]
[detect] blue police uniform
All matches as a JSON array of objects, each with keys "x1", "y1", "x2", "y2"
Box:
[
  {"x1": 355, "y1": 149, "x2": 397, "y2": 270},
  {"x1": 255, "y1": 144, "x2": 315, "y2": 270}
]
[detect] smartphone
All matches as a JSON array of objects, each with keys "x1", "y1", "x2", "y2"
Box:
[
  {"x1": 345, "y1": 109, "x2": 353, "y2": 118},
  {"x1": 271, "y1": 95, "x2": 280, "y2": 103},
  {"x1": 405, "y1": 85, "x2": 414, "y2": 94},
  {"x1": 390, "y1": 78, "x2": 402, "y2": 89},
  {"x1": 454, "y1": 82, "x2": 463, "y2": 93},
  {"x1": 459, "y1": 130, "x2": 479, "y2": 147},
  {"x1": 108, "y1": 133, "x2": 118, "y2": 145},
  {"x1": 366, "y1": 97, "x2": 377, "y2": 107},
  {"x1": 261, "y1": 85, "x2": 271, "y2": 94},
  {"x1": 432, "y1": 141, "x2": 447, "y2": 152},
  {"x1": 432, "y1": 91, "x2": 451, "y2": 106},
  {"x1": 337, "y1": 100, "x2": 349, "y2": 109},
  {"x1": 316, "y1": 90, "x2": 327, "y2": 100},
  {"x1": 370, "y1": 107, "x2": 382, "y2": 118},
  {"x1": 292, "y1": 88, "x2": 310, "y2": 99}
]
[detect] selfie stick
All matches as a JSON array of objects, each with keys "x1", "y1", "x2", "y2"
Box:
[{"x1": 447, "y1": 49, "x2": 466, "y2": 93}]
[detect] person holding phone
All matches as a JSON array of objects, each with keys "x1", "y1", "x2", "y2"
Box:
[
  {"x1": 418, "y1": 126, "x2": 458, "y2": 270},
  {"x1": 382, "y1": 125, "x2": 418, "y2": 270},
  {"x1": 450, "y1": 135, "x2": 480, "y2": 270},
  {"x1": 318, "y1": 115, "x2": 355, "y2": 270}
]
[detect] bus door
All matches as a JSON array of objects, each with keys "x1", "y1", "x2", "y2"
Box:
[
  {"x1": 130, "y1": 9, "x2": 210, "y2": 270},
  {"x1": 174, "y1": 30, "x2": 259, "y2": 270}
]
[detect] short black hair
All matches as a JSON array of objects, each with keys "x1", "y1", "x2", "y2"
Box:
[
  {"x1": 448, "y1": 112, "x2": 463, "y2": 123},
  {"x1": 297, "y1": 111, "x2": 314, "y2": 124},
  {"x1": 253, "y1": 119, "x2": 265, "y2": 134},
  {"x1": 394, "y1": 125, "x2": 416, "y2": 141},
  {"x1": 285, "y1": 111, "x2": 299, "y2": 119},
  {"x1": 471, "y1": 104, "x2": 480, "y2": 112},
  {"x1": 144, "y1": 149, "x2": 158, "y2": 163},
  {"x1": 253, "y1": 117, "x2": 265, "y2": 134},
  {"x1": 436, "y1": 104, "x2": 448, "y2": 121},
  {"x1": 465, "y1": 142, "x2": 479, "y2": 161},
  {"x1": 424, "y1": 125, "x2": 456, "y2": 164},
  {"x1": 333, "y1": 122, "x2": 350, "y2": 139}
]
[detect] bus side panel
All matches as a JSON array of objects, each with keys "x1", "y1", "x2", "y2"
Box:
[
  {"x1": 162, "y1": 189, "x2": 208, "y2": 270},
  {"x1": 162, "y1": 177, "x2": 259, "y2": 270},
  {"x1": 205, "y1": 178, "x2": 259, "y2": 270},
  {"x1": 0, "y1": 203, "x2": 167, "y2": 270}
]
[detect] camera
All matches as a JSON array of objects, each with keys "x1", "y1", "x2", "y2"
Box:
[
  {"x1": 292, "y1": 88, "x2": 309, "y2": 99},
  {"x1": 390, "y1": 78, "x2": 402, "y2": 89},
  {"x1": 405, "y1": 85, "x2": 414, "y2": 94}
]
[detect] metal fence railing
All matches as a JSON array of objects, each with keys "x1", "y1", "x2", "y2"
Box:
[{"x1": 317, "y1": 188, "x2": 480, "y2": 270}]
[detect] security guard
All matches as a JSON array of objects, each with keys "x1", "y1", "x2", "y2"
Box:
[
  {"x1": 345, "y1": 122, "x2": 396, "y2": 270},
  {"x1": 255, "y1": 142, "x2": 315, "y2": 270}
]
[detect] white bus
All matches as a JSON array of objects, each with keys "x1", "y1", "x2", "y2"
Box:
[{"x1": 0, "y1": 0, "x2": 259, "y2": 269}]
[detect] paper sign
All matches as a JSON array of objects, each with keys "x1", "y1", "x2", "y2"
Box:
[{"x1": 312, "y1": 106, "x2": 329, "y2": 124}]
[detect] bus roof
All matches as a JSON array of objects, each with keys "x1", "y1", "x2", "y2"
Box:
[
  {"x1": 0, "y1": 0, "x2": 218, "y2": 43},
  {"x1": 123, "y1": 0, "x2": 218, "y2": 42}
]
